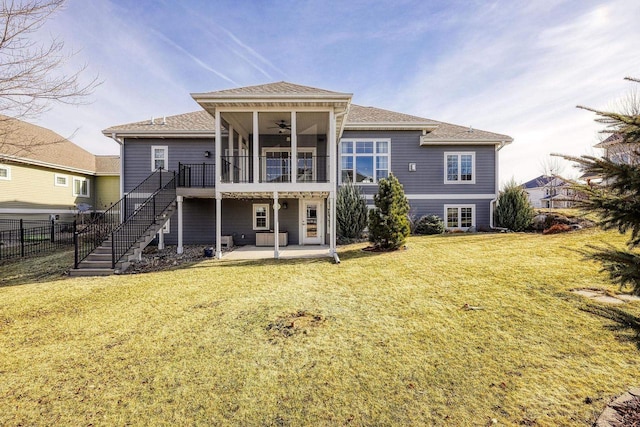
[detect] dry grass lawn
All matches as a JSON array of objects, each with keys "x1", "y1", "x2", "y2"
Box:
[{"x1": 1, "y1": 229, "x2": 640, "y2": 426}]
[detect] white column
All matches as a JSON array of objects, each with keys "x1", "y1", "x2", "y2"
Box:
[
  {"x1": 253, "y1": 111, "x2": 259, "y2": 183},
  {"x1": 177, "y1": 196, "x2": 183, "y2": 254},
  {"x1": 158, "y1": 225, "x2": 165, "y2": 250},
  {"x1": 273, "y1": 191, "x2": 279, "y2": 259},
  {"x1": 215, "y1": 110, "x2": 221, "y2": 185},
  {"x1": 215, "y1": 194, "x2": 222, "y2": 259},
  {"x1": 228, "y1": 125, "x2": 234, "y2": 183},
  {"x1": 291, "y1": 111, "x2": 297, "y2": 184},
  {"x1": 330, "y1": 193, "x2": 337, "y2": 255}
]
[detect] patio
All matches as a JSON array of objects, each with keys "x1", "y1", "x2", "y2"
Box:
[{"x1": 222, "y1": 245, "x2": 332, "y2": 260}]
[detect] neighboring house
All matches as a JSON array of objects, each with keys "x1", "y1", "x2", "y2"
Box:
[
  {"x1": 103, "y1": 81, "x2": 512, "y2": 259},
  {"x1": 522, "y1": 175, "x2": 575, "y2": 209},
  {"x1": 595, "y1": 133, "x2": 640, "y2": 165},
  {"x1": 0, "y1": 116, "x2": 120, "y2": 221}
]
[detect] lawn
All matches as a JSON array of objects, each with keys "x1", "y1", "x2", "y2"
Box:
[{"x1": 1, "y1": 229, "x2": 640, "y2": 426}]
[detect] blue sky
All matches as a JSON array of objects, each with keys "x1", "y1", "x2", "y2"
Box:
[{"x1": 34, "y1": 0, "x2": 640, "y2": 183}]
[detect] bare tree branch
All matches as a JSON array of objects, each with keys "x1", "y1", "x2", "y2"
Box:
[{"x1": 0, "y1": 0, "x2": 100, "y2": 157}]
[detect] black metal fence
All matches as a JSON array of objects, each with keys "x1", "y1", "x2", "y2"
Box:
[
  {"x1": 0, "y1": 219, "x2": 75, "y2": 262},
  {"x1": 178, "y1": 163, "x2": 215, "y2": 187},
  {"x1": 74, "y1": 168, "x2": 176, "y2": 268}
]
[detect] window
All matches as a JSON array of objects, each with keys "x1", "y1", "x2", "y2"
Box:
[
  {"x1": 151, "y1": 146, "x2": 168, "y2": 171},
  {"x1": 253, "y1": 204, "x2": 269, "y2": 230},
  {"x1": 0, "y1": 165, "x2": 10, "y2": 180},
  {"x1": 340, "y1": 139, "x2": 390, "y2": 183},
  {"x1": 54, "y1": 174, "x2": 68, "y2": 187},
  {"x1": 445, "y1": 205, "x2": 475, "y2": 229},
  {"x1": 73, "y1": 177, "x2": 90, "y2": 197},
  {"x1": 444, "y1": 152, "x2": 475, "y2": 184}
]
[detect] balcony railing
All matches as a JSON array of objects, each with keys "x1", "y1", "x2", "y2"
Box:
[
  {"x1": 178, "y1": 163, "x2": 215, "y2": 188},
  {"x1": 220, "y1": 154, "x2": 328, "y2": 184}
]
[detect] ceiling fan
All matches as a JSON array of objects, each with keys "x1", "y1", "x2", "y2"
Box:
[{"x1": 268, "y1": 120, "x2": 291, "y2": 133}]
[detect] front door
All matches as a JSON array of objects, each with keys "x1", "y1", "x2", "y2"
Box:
[{"x1": 301, "y1": 199, "x2": 323, "y2": 245}]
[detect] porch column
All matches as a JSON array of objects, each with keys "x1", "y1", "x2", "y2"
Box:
[
  {"x1": 329, "y1": 192, "x2": 337, "y2": 255},
  {"x1": 253, "y1": 111, "x2": 259, "y2": 183},
  {"x1": 215, "y1": 110, "x2": 221, "y2": 185},
  {"x1": 228, "y1": 125, "x2": 234, "y2": 183},
  {"x1": 215, "y1": 193, "x2": 222, "y2": 259},
  {"x1": 177, "y1": 196, "x2": 183, "y2": 254},
  {"x1": 158, "y1": 224, "x2": 165, "y2": 250},
  {"x1": 291, "y1": 111, "x2": 297, "y2": 184},
  {"x1": 273, "y1": 191, "x2": 280, "y2": 259}
]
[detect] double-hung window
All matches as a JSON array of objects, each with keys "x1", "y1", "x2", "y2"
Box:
[
  {"x1": 445, "y1": 205, "x2": 475, "y2": 229},
  {"x1": 152, "y1": 146, "x2": 168, "y2": 171},
  {"x1": 445, "y1": 152, "x2": 475, "y2": 184},
  {"x1": 0, "y1": 165, "x2": 10, "y2": 180},
  {"x1": 253, "y1": 204, "x2": 269, "y2": 230},
  {"x1": 73, "y1": 177, "x2": 90, "y2": 197},
  {"x1": 340, "y1": 139, "x2": 390, "y2": 183}
]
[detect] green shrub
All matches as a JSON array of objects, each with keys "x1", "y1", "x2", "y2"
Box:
[
  {"x1": 495, "y1": 179, "x2": 535, "y2": 231},
  {"x1": 368, "y1": 175, "x2": 411, "y2": 250},
  {"x1": 413, "y1": 215, "x2": 445, "y2": 235},
  {"x1": 336, "y1": 177, "x2": 368, "y2": 241}
]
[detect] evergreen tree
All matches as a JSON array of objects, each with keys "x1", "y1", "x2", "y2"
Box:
[
  {"x1": 494, "y1": 178, "x2": 535, "y2": 231},
  {"x1": 336, "y1": 177, "x2": 368, "y2": 241},
  {"x1": 565, "y1": 77, "x2": 640, "y2": 295},
  {"x1": 368, "y1": 174, "x2": 411, "y2": 250}
]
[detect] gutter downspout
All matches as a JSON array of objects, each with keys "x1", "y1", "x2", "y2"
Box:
[{"x1": 109, "y1": 133, "x2": 125, "y2": 199}]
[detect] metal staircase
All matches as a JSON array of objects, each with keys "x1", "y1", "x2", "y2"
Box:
[{"x1": 70, "y1": 169, "x2": 177, "y2": 276}]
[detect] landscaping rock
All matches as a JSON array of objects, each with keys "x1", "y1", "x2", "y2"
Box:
[{"x1": 532, "y1": 214, "x2": 547, "y2": 231}]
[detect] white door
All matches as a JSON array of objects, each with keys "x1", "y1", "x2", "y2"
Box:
[{"x1": 301, "y1": 199, "x2": 323, "y2": 245}]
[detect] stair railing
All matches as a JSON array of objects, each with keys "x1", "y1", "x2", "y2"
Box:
[
  {"x1": 73, "y1": 168, "x2": 175, "y2": 268},
  {"x1": 109, "y1": 173, "x2": 177, "y2": 268}
]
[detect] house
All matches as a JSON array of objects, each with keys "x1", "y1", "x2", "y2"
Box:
[
  {"x1": 0, "y1": 116, "x2": 120, "y2": 221},
  {"x1": 521, "y1": 175, "x2": 575, "y2": 209},
  {"x1": 595, "y1": 133, "x2": 640, "y2": 165},
  {"x1": 92, "y1": 81, "x2": 511, "y2": 269}
]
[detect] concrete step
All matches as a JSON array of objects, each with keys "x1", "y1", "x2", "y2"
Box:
[
  {"x1": 77, "y1": 260, "x2": 113, "y2": 269},
  {"x1": 69, "y1": 268, "x2": 114, "y2": 277}
]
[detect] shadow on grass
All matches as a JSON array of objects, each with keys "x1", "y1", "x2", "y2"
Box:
[
  {"x1": 581, "y1": 303, "x2": 640, "y2": 350},
  {"x1": 0, "y1": 249, "x2": 75, "y2": 288}
]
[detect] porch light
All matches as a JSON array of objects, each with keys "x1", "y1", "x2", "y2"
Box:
[
  {"x1": 282, "y1": 202, "x2": 288, "y2": 209},
  {"x1": 204, "y1": 151, "x2": 211, "y2": 157}
]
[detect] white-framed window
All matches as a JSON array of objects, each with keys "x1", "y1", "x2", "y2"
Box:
[
  {"x1": 73, "y1": 177, "x2": 90, "y2": 197},
  {"x1": 340, "y1": 139, "x2": 390, "y2": 184},
  {"x1": 151, "y1": 146, "x2": 168, "y2": 171},
  {"x1": 444, "y1": 152, "x2": 475, "y2": 184},
  {"x1": 253, "y1": 203, "x2": 269, "y2": 230},
  {"x1": 0, "y1": 165, "x2": 11, "y2": 180},
  {"x1": 260, "y1": 147, "x2": 317, "y2": 183},
  {"x1": 54, "y1": 173, "x2": 68, "y2": 187},
  {"x1": 445, "y1": 204, "x2": 475, "y2": 230}
]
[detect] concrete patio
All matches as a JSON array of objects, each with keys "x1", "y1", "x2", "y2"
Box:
[{"x1": 222, "y1": 245, "x2": 332, "y2": 260}]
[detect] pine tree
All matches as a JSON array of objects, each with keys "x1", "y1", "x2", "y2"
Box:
[
  {"x1": 494, "y1": 178, "x2": 535, "y2": 231},
  {"x1": 336, "y1": 177, "x2": 368, "y2": 241},
  {"x1": 565, "y1": 77, "x2": 640, "y2": 295},
  {"x1": 368, "y1": 174, "x2": 410, "y2": 250}
]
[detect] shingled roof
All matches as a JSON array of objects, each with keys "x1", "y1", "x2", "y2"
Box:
[
  {"x1": 103, "y1": 110, "x2": 216, "y2": 134},
  {"x1": 196, "y1": 81, "x2": 350, "y2": 97},
  {"x1": 346, "y1": 104, "x2": 439, "y2": 125},
  {"x1": 0, "y1": 116, "x2": 98, "y2": 173}
]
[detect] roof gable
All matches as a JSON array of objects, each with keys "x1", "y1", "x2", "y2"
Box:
[{"x1": 199, "y1": 81, "x2": 349, "y2": 97}]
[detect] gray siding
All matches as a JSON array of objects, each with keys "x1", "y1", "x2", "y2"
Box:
[
  {"x1": 162, "y1": 197, "x2": 301, "y2": 246},
  {"x1": 406, "y1": 199, "x2": 492, "y2": 229},
  {"x1": 340, "y1": 131, "x2": 496, "y2": 196},
  {"x1": 123, "y1": 137, "x2": 215, "y2": 191}
]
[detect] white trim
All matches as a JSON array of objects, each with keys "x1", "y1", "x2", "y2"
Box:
[
  {"x1": 421, "y1": 137, "x2": 512, "y2": 145},
  {"x1": 54, "y1": 173, "x2": 68, "y2": 187},
  {"x1": 261, "y1": 147, "x2": 317, "y2": 183},
  {"x1": 444, "y1": 204, "x2": 476, "y2": 230},
  {"x1": 0, "y1": 164, "x2": 11, "y2": 180},
  {"x1": 0, "y1": 154, "x2": 95, "y2": 175},
  {"x1": 444, "y1": 151, "x2": 476, "y2": 185},
  {"x1": 253, "y1": 203, "x2": 270, "y2": 231},
  {"x1": 363, "y1": 193, "x2": 497, "y2": 200},
  {"x1": 151, "y1": 145, "x2": 168, "y2": 171},
  {"x1": 339, "y1": 138, "x2": 390, "y2": 184},
  {"x1": 299, "y1": 198, "x2": 324, "y2": 245},
  {"x1": 0, "y1": 208, "x2": 75, "y2": 214},
  {"x1": 346, "y1": 123, "x2": 438, "y2": 131},
  {"x1": 72, "y1": 177, "x2": 90, "y2": 197}
]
